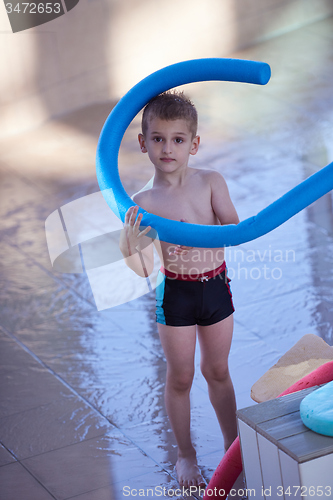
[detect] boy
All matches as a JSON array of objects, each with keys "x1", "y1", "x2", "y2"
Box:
[{"x1": 119, "y1": 91, "x2": 239, "y2": 489}]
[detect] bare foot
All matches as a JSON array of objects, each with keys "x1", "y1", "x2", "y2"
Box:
[{"x1": 176, "y1": 454, "x2": 206, "y2": 489}]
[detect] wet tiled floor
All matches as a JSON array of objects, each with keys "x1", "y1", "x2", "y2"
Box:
[{"x1": 1, "y1": 17, "x2": 333, "y2": 500}]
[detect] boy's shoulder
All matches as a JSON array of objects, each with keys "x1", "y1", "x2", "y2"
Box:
[
  {"x1": 191, "y1": 167, "x2": 227, "y2": 188},
  {"x1": 131, "y1": 177, "x2": 155, "y2": 210},
  {"x1": 192, "y1": 167, "x2": 223, "y2": 180},
  {"x1": 132, "y1": 189, "x2": 151, "y2": 205}
]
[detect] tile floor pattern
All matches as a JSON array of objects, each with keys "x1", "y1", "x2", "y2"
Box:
[{"x1": 1, "y1": 17, "x2": 333, "y2": 500}]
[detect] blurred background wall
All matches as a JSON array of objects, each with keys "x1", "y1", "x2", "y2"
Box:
[{"x1": 1, "y1": 0, "x2": 333, "y2": 138}]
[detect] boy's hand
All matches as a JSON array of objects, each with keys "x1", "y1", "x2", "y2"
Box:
[
  {"x1": 119, "y1": 206, "x2": 152, "y2": 257},
  {"x1": 169, "y1": 218, "x2": 193, "y2": 256}
]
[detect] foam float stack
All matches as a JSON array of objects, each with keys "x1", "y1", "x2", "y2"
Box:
[{"x1": 237, "y1": 386, "x2": 333, "y2": 499}]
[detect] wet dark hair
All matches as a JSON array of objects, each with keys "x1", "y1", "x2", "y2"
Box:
[{"x1": 141, "y1": 91, "x2": 198, "y2": 138}]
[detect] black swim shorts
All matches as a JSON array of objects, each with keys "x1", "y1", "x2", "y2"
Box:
[{"x1": 155, "y1": 262, "x2": 234, "y2": 326}]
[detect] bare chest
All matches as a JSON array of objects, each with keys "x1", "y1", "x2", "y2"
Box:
[{"x1": 148, "y1": 182, "x2": 215, "y2": 225}]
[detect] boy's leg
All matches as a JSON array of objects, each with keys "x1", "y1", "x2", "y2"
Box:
[
  {"x1": 157, "y1": 323, "x2": 205, "y2": 488},
  {"x1": 197, "y1": 314, "x2": 238, "y2": 450}
]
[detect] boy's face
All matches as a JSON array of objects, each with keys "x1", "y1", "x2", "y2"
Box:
[{"x1": 138, "y1": 118, "x2": 199, "y2": 173}]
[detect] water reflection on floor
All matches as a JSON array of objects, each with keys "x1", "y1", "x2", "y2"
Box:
[{"x1": 1, "y1": 17, "x2": 333, "y2": 500}]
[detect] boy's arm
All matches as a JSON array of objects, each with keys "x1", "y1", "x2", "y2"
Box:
[
  {"x1": 209, "y1": 171, "x2": 240, "y2": 225},
  {"x1": 119, "y1": 206, "x2": 154, "y2": 278}
]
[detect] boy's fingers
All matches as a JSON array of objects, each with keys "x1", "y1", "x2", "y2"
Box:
[
  {"x1": 124, "y1": 207, "x2": 133, "y2": 225},
  {"x1": 128, "y1": 206, "x2": 139, "y2": 226},
  {"x1": 134, "y1": 212, "x2": 143, "y2": 229},
  {"x1": 138, "y1": 226, "x2": 151, "y2": 238},
  {"x1": 168, "y1": 247, "x2": 177, "y2": 255},
  {"x1": 169, "y1": 243, "x2": 193, "y2": 255},
  {"x1": 125, "y1": 206, "x2": 135, "y2": 224}
]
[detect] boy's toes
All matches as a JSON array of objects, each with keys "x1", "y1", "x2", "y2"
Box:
[{"x1": 176, "y1": 456, "x2": 205, "y2": 490}]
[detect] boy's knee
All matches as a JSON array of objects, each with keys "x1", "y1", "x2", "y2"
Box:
[
  {"x1": 201, "y1": 363, "x2": 229, "y2": 384},
  {"x1": 167, "y1": 369, "x2": 194, "y2": 392}
]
